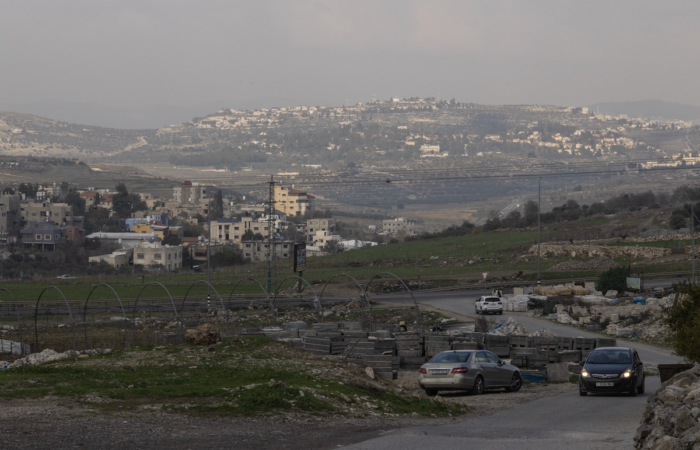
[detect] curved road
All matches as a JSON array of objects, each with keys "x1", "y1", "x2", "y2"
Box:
[
  {"x1": 376, "y1": 288, "x2": 679, "y2": 365},
  {"x1": 351, "y1": 286, "x2": 676, "y2": 450}
]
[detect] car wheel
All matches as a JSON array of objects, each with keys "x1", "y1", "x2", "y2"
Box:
[
  {"x1": 424, "y1": 388, "x2": 438, "y2": 397},
  {"x1": 498, "y1": 311, "x2": 503, "y2": 315},
  {"x1": 638, "y1": 375, "x2": 645, "y2": 394},
  {"x1": 628, "y1": 379, "x2": 638, "y2": 397},
  {"x1": 579, "y1": 390, "x2": 587, "y2": 396},
  {"x1": 506, "y1": 373, "x2": 522, "y2": 392},
  {"x1": 471, "y1": 376, "x2": 484, "y2": 395}
]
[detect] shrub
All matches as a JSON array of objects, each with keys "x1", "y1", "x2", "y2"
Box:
[
  {"x1": 663, "y1": 283, "x2": 700, "y2": 362},
  {"x1": 596, "y1": 267, "x2": 629, "y2": 293}
]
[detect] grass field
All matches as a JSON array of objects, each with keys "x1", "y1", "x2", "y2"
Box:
[
  {"x1": 0, "y1": 227, "x2": 694, "y2": 306},
  {"x1": 0, "y1": 336, "x2": 463, "y2": 418}
]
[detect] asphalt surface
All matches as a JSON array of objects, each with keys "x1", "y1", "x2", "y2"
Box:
[{"x1": 346, "y1": 377, "x2": 659, "y2": 450}]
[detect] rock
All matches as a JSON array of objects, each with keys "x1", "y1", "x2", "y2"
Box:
[
  {"x1": 675, "y1": 408, "x2": 696, "y2": 433},
  {"x1": 680, "y1": 425, "x2": 700, "y2": 446},
  {"x1": 691, "y1": 407, "x2": 700, "y2": 420},
  {"x1": 340, "y1": 393, "x2": 352, "y2": 403},
  {"x1": 365, "y1": 367, "x2": 375, "y2": 379},
  {"x1": 649, "y1": 435, "x2": 683, "y2": 450},
  {"x1": 185, "y1": 324, "x2": 221, "y2": 346},
  {"x1": 674, "y1": 377, "x2": 694, "y2": 388},
  {"x1": 433, "y1": 395, "x2": 446, "y2": 403}
]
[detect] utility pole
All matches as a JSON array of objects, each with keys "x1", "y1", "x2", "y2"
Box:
[
  {"x1": 693, "y1": 204, "x2": 696, "y2": 283},
  {"x1": 207, "y1": 218, "x2": 211, "y2": 307},
  {"x1": 537, "y1": 177, "x2": 541, "y2": 286},
  {"x1": 266, "y1": 175, "x2": 276, "y2": 293}
]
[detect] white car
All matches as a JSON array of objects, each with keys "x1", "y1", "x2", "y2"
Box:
[
  {"x1": 56, "y1": 274, "x2": 76, "y2": 279},
  {"x1": 475, "y1": 296, "x2": 503, "y2": 315}
]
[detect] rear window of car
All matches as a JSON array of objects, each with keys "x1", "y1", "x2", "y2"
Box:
[
  {"x1": 428, "y1": 352, "x2": 471, "y2": 364},
  {"x1": 484, "y1": 298, "x2": 500, "y2": 303}
]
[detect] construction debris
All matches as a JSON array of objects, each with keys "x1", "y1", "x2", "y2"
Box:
[
  {"x1": 488, "y1": 317, "x2": 555, "y2": 338},
  {"x1": 547, "y1": 256, "x2": 621, "y2": 271},
  {"x1": 185, "y1": 324, "x2": 221, "y2": 346},
  {"x1": 0, "y1": 348, "x2": 111, "y2": 370}
]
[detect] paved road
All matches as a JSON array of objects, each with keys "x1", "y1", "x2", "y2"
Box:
[
  {"x1": 376, "y1": 287, "x2": 681, "y2": 365},
  {"x1": 345, "y1": 377, "x2": 659, "y2": 450}
]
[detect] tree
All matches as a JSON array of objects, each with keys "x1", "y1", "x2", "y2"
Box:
[
  {"x1": 523, "y1": 200, "x2": 539, "y2": 226},
  {"x1": 396, "y1": 229, "x2": 407, "y2": 241},
  {"x1": 322, "y1": 240, "x2": 345, "y2": 255},
  {"x1": 65, "y1": 189, "x2": 85, "y2": 215},
  {"x1": 2, "y1": 187, "x2": 14, "y2": 195},
  {"x1": 182, "y1": 224, "x2": 203, "y2": 238},
  {"x1": 596, "y1": 267, "x2": 629, "y2": 293},
  {"x1": 162, "y1": 233, "x2": 181, "y2": 246},
  {"x1": 210, "y1": 247, "x2": 248, "y2": 267},
  {"x1": 253, "y1": 232, "x2": 264, "y2": 240},
  {"x1": 663, "y1": 283, "x2": 700, "y2": 362},
  {"x1": 242, "y1": 229, "x2": 255, "y2": 241},
  {"x1": 112, "y1": 183, "x2": 147, "y2": 219},
  {"x1": 209, "y1": 189, "x2": 224, "y2": 220},
  {"x1": 670, "y1": 210, "x2": 687, "y2": 230}
]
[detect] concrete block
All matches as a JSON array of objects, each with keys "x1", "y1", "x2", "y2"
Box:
[{"x1": 547, "y1": 362, "x2": 570, "y2": 382}]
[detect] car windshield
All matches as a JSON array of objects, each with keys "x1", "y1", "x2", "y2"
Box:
[
  {"x1": 428, "y1": 352, "x2": 471, "y2": 364},
  {"x1": 587, "y1": 350, "x2": 631, "y2": 364}
]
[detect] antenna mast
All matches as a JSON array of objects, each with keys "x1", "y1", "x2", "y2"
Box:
[{"x1": 266, "y1": 175, "x2": 276, "y2": 293}]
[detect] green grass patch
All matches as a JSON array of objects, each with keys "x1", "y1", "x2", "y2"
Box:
[{"x1": 0, "y1": 336, "x2": 462, "y2": 418}]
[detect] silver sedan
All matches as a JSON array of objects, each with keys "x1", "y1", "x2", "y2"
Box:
[{"x1": 418, "y1": 350, "x2": 522, "y2": 396}]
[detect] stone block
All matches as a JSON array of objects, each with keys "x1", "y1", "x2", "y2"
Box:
[{"x1": 547, "y1": 362, "x2": 570, "y2": 382}]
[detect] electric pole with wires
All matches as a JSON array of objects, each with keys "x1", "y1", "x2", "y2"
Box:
[{"x1": 266, "y1": 175, "x2": 276, "y2": 293}]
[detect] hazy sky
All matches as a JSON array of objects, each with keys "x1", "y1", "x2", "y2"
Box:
[{"x1": 2, "y1": 0, "x2": 699, "y2": 109}]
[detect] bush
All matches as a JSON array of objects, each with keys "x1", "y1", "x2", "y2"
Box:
[
  {"x1": 663, "y1": 283, "x2": 700, "y2": 362},
  {"x1": 596, "y1": 267, "x2": 629, "y2": 293}
]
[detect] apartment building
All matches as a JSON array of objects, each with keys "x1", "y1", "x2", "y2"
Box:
[
  {"x1": 20, "y1": 221, "x2": 66, "y2": 251},
  {"x1": 240, "y1": 240, "x2": 293, "y2": 262},
  {"x1": 0, "y1": 194, "x2": 20, "y2": 239},
  {"x1": 173, "y1": 181, "x2": 209, "y2": 205},
  {"x1": 273, "y1": 185, "x2": 315, "y2": 216},
  {"x1": 306, "y1": 218, "x2": 335, "y2": 242},
  {"x1": 20, "y1": 200, "x2": 83, "y2": 228},
  {"x1": 133, "y1": 241, "x2": 182, "y2": 271},
  {"x1": 382, "y1": 217, "x2": 416, "y2": 236}
]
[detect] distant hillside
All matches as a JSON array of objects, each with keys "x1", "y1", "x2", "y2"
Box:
[
  {"x1": 589, "y1": 100, "x2": 700, "y2": 123},
  {"x1": 0, "y1": 97, "x2": 306, "y2": 129}
]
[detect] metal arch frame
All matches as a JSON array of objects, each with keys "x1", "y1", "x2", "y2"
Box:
[
  {"x1": 83, "y1": 283, "x2": 128, "y2": 350},
  {"x1": 271, "y1": 276, "x2": 322, "y2": 323},
  {"x1": 132, "y1": 282, "x2": 180, "y2": 340},
  {"x1": 365, "y1": 272, "x2": 421, "y2": 327},
  {"x1": 0, "y1": 288, "x2": 26, "y2": 356},
  {"x1": 34, "y1": 286, "x2": 76, "y2": 352},
  {"x1": 225, "y1": 277, "x2": 276, "y2": 326},
  {"x1": 180, "y1": 280, "x2": 229, "y2": 333},
  {"x1": 318, "y1": 273, "x2": 372, "y2": 326}
]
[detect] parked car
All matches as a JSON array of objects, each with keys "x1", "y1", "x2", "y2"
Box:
[
  {"x1": 475, "y1": 296, "x2": 503, "y2": 315},
  {"x1": 578, "y1": 347, "x2": 645, "y2": 396},
  {"x1": 418, "y1": 350, "x2": 522, "y2": 396},
  {"x1": 56, "y1": 274, "x2": 76, "y2": 280}
]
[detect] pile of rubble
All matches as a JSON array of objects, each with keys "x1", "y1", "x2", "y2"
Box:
[
  {"x1": 634, "y1": 367, "x2": 700, "y2": 449},
  {"x1": 0, "y1": 348, "x2": 111, "y2": 370},
  {"x1": 548, "y1": 256, "x2": 621, "y2": 272},
  {"x1": 488, "y1": 317, "x2": 555, "y2": 338},
  {"x1": 530, "y1": 243, "x2": 669, "y2": 260}
]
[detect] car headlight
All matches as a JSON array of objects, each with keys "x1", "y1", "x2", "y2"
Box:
[
  {"x1": 581, "y1": 370, "x2": 589, "y2": 378},
  {"x1": 622, "y1": 370, "x2": 631, "y2": 378}
]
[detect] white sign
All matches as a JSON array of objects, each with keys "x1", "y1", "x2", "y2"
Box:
[{"x1": 482, "y1": 272, "x2": 489, "y2": 280}]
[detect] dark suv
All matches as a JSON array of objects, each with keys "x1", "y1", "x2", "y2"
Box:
[{"x1": 579, "y1": 347, "x2": 645, "y2": 396}]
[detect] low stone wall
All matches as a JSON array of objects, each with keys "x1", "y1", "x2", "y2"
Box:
[
  {"x1": 529, "y1": 243, "x2": 669, "y2": 260},
  {"x1": 634, "y1": 366, "x2": 700, "y2": 449}
]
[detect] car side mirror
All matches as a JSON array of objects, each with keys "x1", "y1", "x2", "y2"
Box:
[
  {"x1": 498, "y1": 360, "x2": 504, "y2": 366},
  {"x1": 635, "y1": 361, "x2": 644, "y2": 368},
  {"x1": 578, "y1": 361, "x2": 585, "y2": 366}
]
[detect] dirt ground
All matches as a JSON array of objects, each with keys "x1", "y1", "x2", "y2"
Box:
[{"x1": 0, "y1": 377, "x2": 576, "y2": 449}]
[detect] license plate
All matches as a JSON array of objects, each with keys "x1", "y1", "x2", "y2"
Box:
[
  {"x1": 596, "y1": 382, "x2": 614, "y2": 387},
  {"x1": 430, "y1": 369, "x2": 449, "y2": 375}
]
